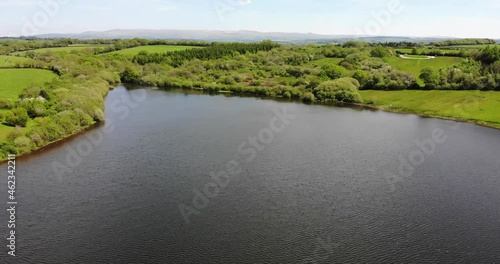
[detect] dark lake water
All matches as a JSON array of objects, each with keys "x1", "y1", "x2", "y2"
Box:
[{"x1": 1, "y1": 85, "x2": 500, "y2": 263}]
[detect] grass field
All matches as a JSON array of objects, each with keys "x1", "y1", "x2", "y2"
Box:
[
  {"x1": 11, "y1": 45, "x2": 110, "y2": 56},
  {"x1": 386, "y1": 56, "x2": 463, "y2": 85},
  {"x1": 0, "y1": 69, "x2": 57, "y2": 141},
  {"x1": 307, "y1": 58, "x2": 344, "y2": 67},
  {"x1": 0, "y1": 116, "x2": 14, "y2": 141},
  {"x1": 0, "y1": 68, "x2": 57, "y2": 99},
  {"x1": 0, "y1": 55, "x2": 36, "y2": 67},
  {"x1": 105, "y1": 45, "x2": 202, "y2": 56},
  {"x1": 0, "y1": 117, "x2": 36, "y2": 143},
  {"x1": 360, "y1": 90, "x2": 500, "y2": 128}
]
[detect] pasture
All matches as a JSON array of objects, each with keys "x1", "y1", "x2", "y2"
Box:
[
  {"x1": 0, "y1": 55, "x2": 36, "y2": 67},
  {"x1": 11, "y1": 45, "x2": 110, "y2": 56},
  {"x1": 0, "y1": 68, "x2": 57, "y2": 99},
  {"x1": 386, "y1": 56, "x2": 463, "y2": 84},
  {"x1": 360, "y1": 90, "x2": 500, "y2": 128}
]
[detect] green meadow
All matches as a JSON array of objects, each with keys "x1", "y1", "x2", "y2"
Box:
[
  {"x1": 0, "y1": 118, "x2": 14, "y2": 141},
  {"x1": 306, "y1": 58, "x2": 344, "y2": 67},
  {"x1": 0, "y1": 68, "x2": 57, "y2": 142},
  {"x1": 0, "y1": 68, "x2": 56, "y2": 99},
  {"x1": 386, "y1": 56, "x2": 463, "y2": 85},
  {"x1": 0, "y1": 55, "x2": 36, "y2": 67},
  {"x1": 11, "y1": 45, "x2": 110, "y2": 55},
  {"x1": 360, "y1": 90, "x2": 500, "y2": 128}
]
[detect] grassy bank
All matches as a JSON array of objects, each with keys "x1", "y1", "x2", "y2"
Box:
[{"x1": 360, "y1": 90, "x2": 500, "y2": 128}]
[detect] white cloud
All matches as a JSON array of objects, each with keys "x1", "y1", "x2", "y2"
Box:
[
  {"x1": 154, "y1": 0, "x2": 177, "y2": 11},
  {"x1": 239, "y1": 0, "x2": 253, "y2": 5},
  {"x1": 72, "y1": 5, "x2": 112, "y2": 11},
  {"x1": 0, "y1": 0, "x2": 39, "y2": 7}
]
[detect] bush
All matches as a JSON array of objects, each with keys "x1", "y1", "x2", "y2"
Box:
[
  {"x1": 222, "y1": 76, "x2": 236, "y2": 85},
  {"x1": 75, "y1": 108, "x2": 95, "y2": 127},
  {"x1": 0, "y1": 143, "x2": 18, "y2": 158},
  {"x1": 313, "y1": 77, "x2": 363, "y2": 103},
  {"x1": 120, "y1": 67, "x2": 141, "y2": 83},
  {"x1": 20, "y1": 100, "x2": 47, "y2": 118},
  {"x1": 302, "y1": 92, "x2": 316, "y2": 103},
  {"x1": 0, "y1": 99, "x2": 13, "y2": 110},
  {"x1": 94, "y1": 109, "x2": 105, "y2": 122},
  {"x1": 320, "y1": 64, "x2": 347, "y2": 80},
  {"x1": 371, "y1": 46, "x2": 389, "y2": 58},
  {"x1": 14, "y1": 136, "x2": 33, "y2": 154},
  {"x1": 4, "y1": 108, "x2": 29, "y2": 127}
]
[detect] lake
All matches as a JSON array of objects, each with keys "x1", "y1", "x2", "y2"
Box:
[{"x1": 1, "y1": 85, "x2": 499, "y2": 263}]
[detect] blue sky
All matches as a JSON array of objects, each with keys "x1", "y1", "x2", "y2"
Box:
[{"x1": 1, "y1": 0, "x2": 500, "y2": 38}]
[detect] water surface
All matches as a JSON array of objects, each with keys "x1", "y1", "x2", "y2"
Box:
[{"x1": 1, "y1": 86, "x2": 499, "y2": 263}]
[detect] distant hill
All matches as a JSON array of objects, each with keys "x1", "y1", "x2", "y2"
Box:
[{"x1": 34, "y1": 29, "x2": 462, "y2": 44}]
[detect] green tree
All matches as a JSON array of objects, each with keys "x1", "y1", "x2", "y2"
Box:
[
  {"x1": 120, "y1": 67, "x2": 142, "y2": 83},
  {"x1": 419, "y1": 68, "x2": 440, "y2": 89},
  {"x1": 320, "y1": 64, "x2": 347, "y2": 79},
  {"x1": 371, "y1": 46, "x2": 389, "y2": 58}
]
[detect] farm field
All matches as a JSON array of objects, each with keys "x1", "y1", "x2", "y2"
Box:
[
  {"x1": 386, "y1": 56, "x2": 463, "y2": 84},
  {"x1": 0, "y1": 68, "x2": 57, "y2": 99},
  {"x1": 307, "y1": 58, "x2": 344, "y2": 67},
  {"x1": 360, "y1": 90, "x2": 500, "y2": 128},
  {"x1": 0, "y1": 55, "x2": 36, "y2": 67},
  {"x1": 0, "y1": 68, "x2": 56, "y2": 142},
  {"x1": 105, "y1": 45, "x2": 202, "y2": 56},
  {"x1": 11, "y1": 45, "x2": 110, "y2": 55}
]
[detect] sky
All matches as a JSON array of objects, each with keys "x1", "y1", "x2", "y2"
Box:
[{"x1": 1, "y1": 0, "x2": 500, "y2": 38}]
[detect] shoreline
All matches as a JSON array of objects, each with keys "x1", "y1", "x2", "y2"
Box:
[
  {"x1": 353, "y1": 103, "x2": 500, "y2": 130},
  {"x1": 2, "y1": 87, "x2": 499, "y2": 163},
  {"x1": 0, "y1": 122, "x2": 103, "y2": 165}
]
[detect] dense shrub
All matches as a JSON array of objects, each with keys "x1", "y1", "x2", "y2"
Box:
[
  {"x1": 313, "y1": 78, "x2": 362, "y2": 103},
  {"x1": 4, "y1": 108, "x2": 29, "y2": 127},
  {"x1": 0, "y1": 99, "x2": 13, "y2": 109},
  {"x1": 371, "y1": 46, "x2": 389, "y2": 58}
]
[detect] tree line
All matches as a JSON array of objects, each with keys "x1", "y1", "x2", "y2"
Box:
[
  {"x1": 132, "y1": 41, "x2": 280, "y2": 67},
  {"x1": 431, "y1": 38, "x2": 497, "y2": 47}
]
